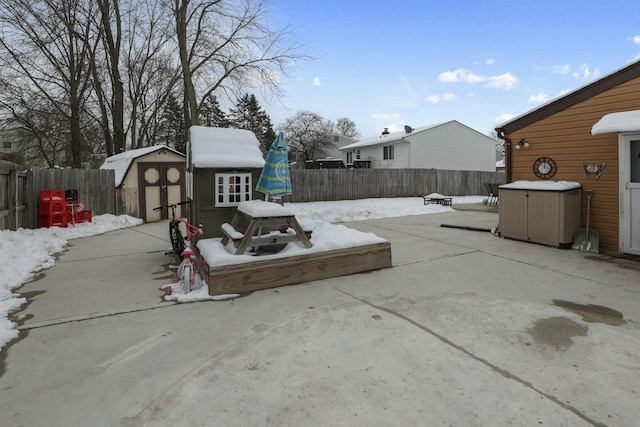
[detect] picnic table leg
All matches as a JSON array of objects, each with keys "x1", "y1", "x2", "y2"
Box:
[
  {"x1": 287, "y1": 217, "x2": 313, "y2": 248},
  {"x1": 235, "y1": 220, "x2": 260, "y2": 255}
]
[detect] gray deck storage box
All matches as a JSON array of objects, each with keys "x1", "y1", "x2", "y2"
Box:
[{"x1": 499, "y1": 181, "x2": 582, "y2": 248}]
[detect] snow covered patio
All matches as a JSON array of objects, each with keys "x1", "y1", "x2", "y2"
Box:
[{"x1": 3, "y1": 201, "x2": 640, "y2": 426}]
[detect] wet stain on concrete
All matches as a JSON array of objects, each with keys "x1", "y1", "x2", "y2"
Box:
[
  {"x1": 584, "y1": 254, "x2": 640, "y2": 272},
  {"x1": 26, "y1": 272, "x2": 46, "y2": 283},
  {"x1": 528, "y1": 317, "x2": 588, "y2": 349},
  {"x1": 553, "y1": 299, "x2": 625, "y2": 326}
]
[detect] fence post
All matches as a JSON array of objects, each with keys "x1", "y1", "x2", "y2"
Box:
[{"x1": 8, "y1": 168, "x2": 17, "y2": 230}]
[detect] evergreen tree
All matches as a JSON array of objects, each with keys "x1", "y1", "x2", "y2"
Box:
[
  {"x1": 229, "y1": 93, "x2": 276, "y2": 155},
  {"x1": 158, "y1": 94, "x2": 186, "y2": 153},
  {"x1": 199, "y1": 95, "x2": 229, "y2": 128}
]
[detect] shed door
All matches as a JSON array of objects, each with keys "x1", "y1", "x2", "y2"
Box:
[
  {"x1": 620, "y1": 135, "x2": 640, "y2": 255},
  {"x1": 138, "y1": 162, "x2": 186, "y2": 222}
]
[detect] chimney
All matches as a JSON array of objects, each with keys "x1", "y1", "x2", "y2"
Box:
[{"x1": 382, "y1": 127, "x2": 390, "y2": 136}]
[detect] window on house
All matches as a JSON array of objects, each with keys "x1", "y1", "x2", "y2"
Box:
[
  {"x1": 333, "y1": 135, "x2": 339, "y2": 143},
  {"x1": 215, "y1": 172, "x2": 252, "y2": 207},
  {"x1": 346, "y1": 151, "x2": 353, "y2": 164},
  {"x1": 383, "y1": 145, "x2": 394, "y2": 160},
  {"x1": 356, "y1": 150, "x2": 361, "y2": 159}
]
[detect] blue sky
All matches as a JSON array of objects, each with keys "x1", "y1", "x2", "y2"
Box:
[{"x1": 260, "y1": 0, "x2": 640, "y2": 139}]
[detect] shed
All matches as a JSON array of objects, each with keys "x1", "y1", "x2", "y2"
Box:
[
  {"x1": 495, "y1": 58, "x2": 640, "y2": 256},
  {"x1": 187, "y1": 126, "x2": 265, "y2": 240},
  {"x1": 100, "y1": 145, "x2": 186, "y2": 222},
  {"x1": 338, "y1": 120, "x2": 497, "y2": 171}
]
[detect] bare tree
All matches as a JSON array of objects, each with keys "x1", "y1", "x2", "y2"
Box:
[
  {"x1": 171, "y1": 0, "x2": 308, "y2": 135},
  {"x1": 336, "y1": 117, "x2": 360, "y2": 138},
  {"x1": 0, "y1": 0, "x2": 97, "y2": 167},
  {"x1": 123, "y1": 0, "x2": 179, "y2": 149},
  {"x1": 280, "y1": 110, "x2": 335, "y2": 164}
]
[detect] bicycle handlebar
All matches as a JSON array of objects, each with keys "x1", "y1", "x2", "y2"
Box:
[{"x1": 152, "y1": 200, "x2": 192, "y2": 212}]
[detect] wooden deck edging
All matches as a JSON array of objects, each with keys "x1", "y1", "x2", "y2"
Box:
[{"x1": 206, "y1": 241, "x2": 392, "y2": 295}]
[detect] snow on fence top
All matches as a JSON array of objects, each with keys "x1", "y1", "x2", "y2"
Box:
[{"x1": 189, "y1": 126, "x2": 265, "y2": 169}]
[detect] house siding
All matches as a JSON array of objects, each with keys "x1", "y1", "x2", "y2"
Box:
[
  {"x1": 504, "y1": 75, "x2": 640, "y2": 253},
  {"x1": 409, "y1": 122, "x2": 496, "y2": 171}
]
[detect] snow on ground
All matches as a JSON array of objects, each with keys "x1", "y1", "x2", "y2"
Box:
[{"x1": 0, "y1": 196, "x2": 485, "y2": 350}]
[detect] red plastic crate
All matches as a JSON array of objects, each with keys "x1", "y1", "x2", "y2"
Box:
[
  {"x1": 77, "y1": 210, "x2": 92, "y2": 223},
  {"x1": 39, "y1": 200, "x2": 66, "y2": 214},
  {"x1": 39, "y1": 214, "x2": 67, "y2": 228},
  {"x1": 40, "y1": 190, "x2": 65, "y2": 202}
]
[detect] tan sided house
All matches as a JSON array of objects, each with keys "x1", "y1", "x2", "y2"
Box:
[{"x1": 496, "y1": 59, "x2": 640, "y2": 256}]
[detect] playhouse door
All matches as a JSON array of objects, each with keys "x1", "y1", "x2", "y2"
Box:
[
  {"x1": 621, "y1": 135, "x2": 640, "y2": 255},
  {"x1": 138, "y1": 162, "x2": 186, "y2": 222}
]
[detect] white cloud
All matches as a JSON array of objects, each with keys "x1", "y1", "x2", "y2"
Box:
[
  {"x1": 494, "y1": 113, "x2": 515, "y2": 126},
  {"x1": 553, "y1": 64, "x2": 571, "y2": 74},
  {"x1": 486, "y1": 58, "x2": 495, "y2": 65},
  {"x1": 528, "y1": 93, "x2": 549, "y2": 104},
  {"x1": 312, "y1": 76, "x2": 321, "y2": 86},
  {"x1": 484, "y1": 72, "x2": 518, "y2": 90},
  {"x1": 439, "y1": 69, "x2": 485, "y2": 84},
  {"x1": 426, "y1": 93, "x2": 457, "y2": 103},
  {"x1": 572, "y1": 64, "x2": 600, "y2": 79},
  {"x1": 631, "y1": 35, "x2": 640, "y2": 45},
  {"x1": 372, "y1": 113, "x2": 401, "y2": 120},
  {"x1": 439, "y1": 69, "x2": 518, "y2": 90}
]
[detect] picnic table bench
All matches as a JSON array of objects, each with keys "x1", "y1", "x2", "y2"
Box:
[
  {"x1": 220, "y1": 200, "x2": 312, "y2": 255},
  {"x1": 423, "y1": 196, "x2": 453, "y2": 206}
]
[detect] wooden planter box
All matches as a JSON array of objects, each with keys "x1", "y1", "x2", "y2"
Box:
[{"x1": 205, "y1": 242, "x2": 392, "y2": 296}]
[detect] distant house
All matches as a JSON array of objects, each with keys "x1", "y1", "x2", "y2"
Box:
[
  {"x1": 317, "y1": 133, "x2": 358, "y2": 160},
  {"x1": 338, "y1": 121, "x2": 497, "y2": 171},
  {"x1": 100, "y1": 145, "x2": 186, "y2": 222},
  {"x1": 495, "y1": 58, "x2": 640, "y2": 255},
  {"x1": 187, "y1": 126, "x2": 265, "y2": 239}
]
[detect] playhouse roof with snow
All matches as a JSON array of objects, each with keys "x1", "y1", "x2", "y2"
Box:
[{"x1": 188, "y1": 126, "x2": 265, "y2": 169}]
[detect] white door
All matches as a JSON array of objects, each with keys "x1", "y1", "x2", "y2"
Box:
[{"x1": 620, "y1": 134, "x2": 640, "y2": 255}]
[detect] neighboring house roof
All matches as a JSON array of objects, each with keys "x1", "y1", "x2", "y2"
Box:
[
  {"x1": 496, "y1": 58, "x2": 640, "y2": 135},
  {"x1": 100, "y1": 145, "x2": 184, "y2": 187},
  {"x1": 338, "y1": 120, "x2": 488, "y2": 150},
  {"x1": 188, "y1": 126, "x2": 265, "y2": 169}
]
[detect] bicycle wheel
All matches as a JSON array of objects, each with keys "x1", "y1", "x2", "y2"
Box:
[
  {"x1": 180, "y1": 261, "x2": 193, "y2": 293},
  {"x1": 170, "y1": 222, "x2": 186, "y2": 258}
]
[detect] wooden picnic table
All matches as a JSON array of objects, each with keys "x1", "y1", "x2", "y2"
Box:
[
  {"x1": 220, "y1": 200, "x2": 312, "y2": 255},
  {"x1": 423, "y1": 196, "x2": 453, "y2": 206}
]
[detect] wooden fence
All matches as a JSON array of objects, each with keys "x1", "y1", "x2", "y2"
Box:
[
  {"x1": 0, "y1": 160, "x2": 28, "y2": 230},
  {"x1": 0, "y1": 162, "x2": 115, "y2": 230},
  {"x1": 2, "y1": 164, "x2": 502, "y2": 231},
  {"x1": 28, "y1": 168, "x2": 116, "y2": 228},
  {"x1": 289, "y1": 168, "x2": 504, "y2": 202}
]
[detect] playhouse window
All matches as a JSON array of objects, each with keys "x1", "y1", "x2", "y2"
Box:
[{"x1": 215, "y1": 172, "x2": 252, "y2": 207}]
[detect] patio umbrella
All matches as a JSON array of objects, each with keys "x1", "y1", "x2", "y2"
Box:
[{"x1": 256, "y1": 132, "x2": 292, "y2": 202}]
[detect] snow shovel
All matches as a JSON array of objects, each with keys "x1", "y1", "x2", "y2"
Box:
[{"x1": 572, "y1": 189, "x2": 599, "y2": 253}]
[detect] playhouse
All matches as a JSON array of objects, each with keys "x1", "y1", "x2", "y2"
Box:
[{"x1": 185, "y1": 125, "x2": 392, "y2": 296}]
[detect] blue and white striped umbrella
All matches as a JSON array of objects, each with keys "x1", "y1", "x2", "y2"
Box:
[{"x1": 256, "y1": 132, "x2": 292, "y2": 198}]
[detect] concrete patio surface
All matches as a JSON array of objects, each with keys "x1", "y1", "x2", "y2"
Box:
[{"x1": 1, "y1": 207, "x2": 639, "y2": 427}]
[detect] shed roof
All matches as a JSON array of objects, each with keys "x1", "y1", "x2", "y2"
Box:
[
  {"x1": 189, "y1": 126, "x2": 265, "y2": 169},
  {"x1": 100, "y1": 145, "x2": 184, "y2": 187},
  {"x1": 496, "y1": 58, "x2": 640, "y2": 135}
]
